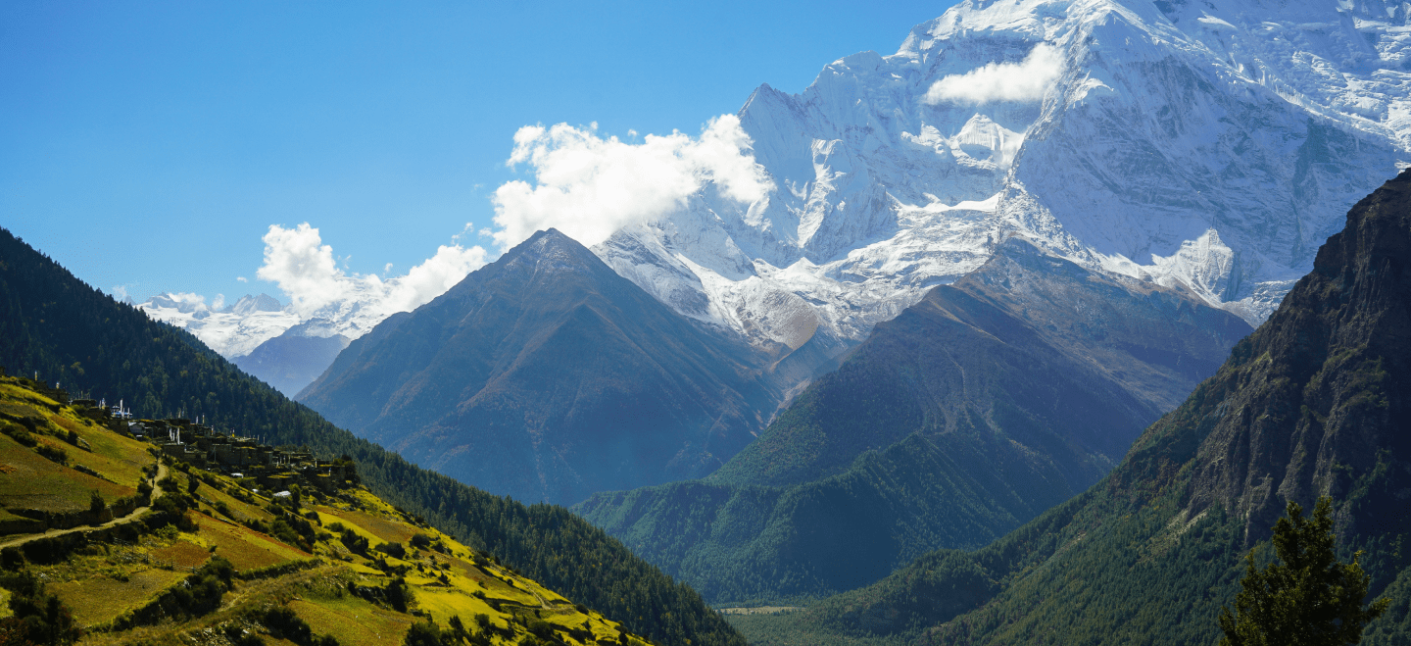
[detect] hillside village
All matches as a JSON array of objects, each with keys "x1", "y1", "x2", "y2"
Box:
[
  {"x1": 1, "y1": 371, "x2": 656, "y2": 646},
  {"x1": 25, "y1": 373, "x2": 355, "y2": 499}
]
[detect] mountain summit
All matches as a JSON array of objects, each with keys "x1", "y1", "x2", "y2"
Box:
[
  {"x1": 594, "y1": 0, "x2": 1411, "y2": 360},
  {"x1": 299, "y1": 229, "x2": 782, "y2": 505}
]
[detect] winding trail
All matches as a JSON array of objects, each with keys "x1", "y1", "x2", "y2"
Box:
[{"x1": 0, "y1": 461, "x2": 169, "y2": 549}]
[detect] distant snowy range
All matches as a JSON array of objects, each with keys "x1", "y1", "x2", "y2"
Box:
[{"x1": 143, "y1": 0, "x2": 1411, "y2": 397}]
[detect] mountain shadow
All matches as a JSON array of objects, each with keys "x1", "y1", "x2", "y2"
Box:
[{"x1": 575, "y1": 238, "x2": 1251, "y2": 604}]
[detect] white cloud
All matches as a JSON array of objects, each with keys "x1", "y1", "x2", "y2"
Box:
[
  {"x1": 236, "y1": 276, "x2": 248, "y2": 283},
  {"x1": 256, "y1": 223, "x2": 348, "y2": 315},
  {"x1": 490, "y1": 114, "x2": 773, "y2": 250},
  {"x1": 925, "y1": 43, "x2": 1064, "y2": 105},
  {"x1": 255, "y1": 223, "x2": 488, "y2": 319}
]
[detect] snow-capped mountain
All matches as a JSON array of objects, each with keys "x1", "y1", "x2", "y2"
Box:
[
  {"x1": 138, "y1": 279, "x2": 440, "y2": 359},
  {"x1": 138, "y1": 293, "x2": 299, "y2": 358},
  {"x1": 593, "y1": 0, "x2": 1411, "y2": 356}
]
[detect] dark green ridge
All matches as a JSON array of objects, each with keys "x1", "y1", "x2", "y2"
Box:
[
  {"x1": 576, "y1": 238, "x2": 1250, "y2": 606},
  {"x1": 0, "y1": 227, "x2": 746, "y2": 646},
  {"x1": 732, "y1": 170, "x2": 1411, "y2": 645}
]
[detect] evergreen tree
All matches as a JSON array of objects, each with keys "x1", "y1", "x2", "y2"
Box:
[{"x1": 1219, "y1": 496, "x2": 1390, "y2": 646}]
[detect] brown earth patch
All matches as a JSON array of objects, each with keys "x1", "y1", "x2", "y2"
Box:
[{"x1": 151, "y1": 540, "x2": 212, "y2": 569}]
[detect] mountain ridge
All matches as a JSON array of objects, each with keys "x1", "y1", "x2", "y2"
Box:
[
  {"x1": 732, "y1": 168, "x2": 1411, "y2": 646},
  {"x1": 575, "y1": 237, "x2": 1251, "y2": 605},
  {"x1": 0, "y1": 225, "x2": 748, "y2": 646},
  {"x1": 592, "y1": 0, "x2": 1411, "y2": 360},
  {"x1": 300, "y1": 228, "x2": 785, "y2": 506}
]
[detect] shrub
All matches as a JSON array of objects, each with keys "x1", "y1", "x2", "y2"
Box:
[
  {"x1": 376, "y1": 541, "x2": 407, "y2": 559},
  {"x1": 262, "y1": 606, "x2": 312, "y2": 643},
  {"x1": 339, "y1": 531, "x2": 368, "y2": 556},
  {"x1": 384, "y1": 577, "x2": 411, "y2": 613},
  {"x1": 0, "y1": 571, "x2": 83, "y2": 646},
  {"x1": 0, "y1": 420, "x2": 37, "y2": 447},
  {"x1": 35, "y1": 443, "x2": 67, "y2": 465},
  {"x1": 403, "y1": 621, "x2": 446, "y2": 646}
]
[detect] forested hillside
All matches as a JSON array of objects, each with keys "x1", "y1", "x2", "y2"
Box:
[
  {"x1": 732, "y1": 170, "x2": 1411, "y2": 645},
  {"x1": 0, "y1": 227, "x2": 745, "y2": 646},
  {"x1": 577, "y1": 240, "x2": 1250, "y2": 605}
]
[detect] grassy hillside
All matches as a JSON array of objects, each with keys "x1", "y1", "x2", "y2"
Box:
[
  {"x1": 0, "y1": 375, "x2": 658, "y2": 646},
  {"x1": 0, "y1": 227, "x2": 745, "y2": 646}
]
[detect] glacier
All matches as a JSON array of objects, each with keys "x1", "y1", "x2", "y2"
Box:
[{"x1": 592, "y1": 0, "x2": 1411, "y2": 359}]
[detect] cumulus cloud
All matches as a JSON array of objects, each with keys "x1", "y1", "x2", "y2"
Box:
[
  {"x1": 925, "y1": 43, "x2": 1064, "y2": 105},
  {"x1": 489, "y1": 114, "x2": 773, "y2": 250},
  {"x1": 256, "y1": 223, "x2": 348, "y2": 314},
  {"x1": 255, "y1": 223, "x2": 487, "y2": 319}
]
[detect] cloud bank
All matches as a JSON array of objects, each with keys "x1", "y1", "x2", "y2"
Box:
[
  {"x1": 256, "y1": 223, "x2": 487, "y2": 319},
  {"x1": 490, "y1": 115, "x2": 773, "y2": 250},
  {"x1": 925, "y1": 43, "x2": 1064, "y2": 105}
]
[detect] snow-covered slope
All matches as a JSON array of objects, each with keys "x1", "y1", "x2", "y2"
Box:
[
  {"x1": 138, "y1": 293, "x2": 299, "y2": 358},
  {"x1": 593, "y1": 0, "x2": 1411, "y2": 355}
]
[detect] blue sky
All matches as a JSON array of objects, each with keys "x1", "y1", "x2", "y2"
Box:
[{"x1": 1, "y1": 0, "x2": 956, "y2": 305}]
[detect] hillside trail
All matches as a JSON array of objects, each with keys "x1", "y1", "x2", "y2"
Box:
[{"x1": 0, "y1": 461, "x2": 169, "y2": 549}]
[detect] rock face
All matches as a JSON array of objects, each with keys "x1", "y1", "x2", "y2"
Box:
[
  {"x1": 593, "y1": 0, "x2": 1411, "y2": 363},
  {"x1": 299, "y1": 229, "x2": 782, "y2": 506},
  {"x1": 1172, "y1": 164, "x2": 1411, "y2": 543},
  {"x1": 740, "y1": 170, "x2": 1411, "y2": 646},
  {"x1": 574, "y1": 238, "x2": 1251, "y2": 604}
]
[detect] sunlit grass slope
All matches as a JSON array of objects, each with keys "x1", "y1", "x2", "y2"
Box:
[{"x1": 0, "y1": 376, "x2": 657, "y2": 646}]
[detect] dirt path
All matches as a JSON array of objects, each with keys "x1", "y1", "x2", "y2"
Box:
[{"x1": 0, "y1": 461, "x2": 169, "y2": 549}]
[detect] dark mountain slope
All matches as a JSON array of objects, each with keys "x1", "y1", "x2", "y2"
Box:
[
  {"x1": 575, "y1": 239, "x2": 1250, "y2": 604},
  {"x1": 737, "y1": 170, "x2": 1411, "y2": 646},
  {"x1": 299, "y1": 229, "x2": 781, "y2": 505},
  {"x1": 233, "y1": 322, "x2": 349, "y2": 396},
  {"x1": 0, "y1": 227, "x2": 746, "y2": 646}
]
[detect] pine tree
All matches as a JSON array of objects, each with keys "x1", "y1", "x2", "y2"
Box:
[{"x1": 1219, "y1": 496, "x2": 1390, "y2": 646}]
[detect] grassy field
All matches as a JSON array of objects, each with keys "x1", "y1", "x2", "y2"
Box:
[
  {"x1": 292, "y1": 595, "x2": 413, "y2": 646},
  {"x1": 50, "y1": 567, "x2": 187, "y2": 627},
  {"x1": 0, "y1": 379, "x2": 154, "y2": 517},
  {"x1": 0, "y1": 433, "x2": 132, "y2": 512},
  {"x1": 194, "y1": 513, "x2": 310, "y2": 571}
]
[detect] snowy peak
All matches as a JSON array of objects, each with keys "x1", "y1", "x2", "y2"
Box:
[
  {"x1": 593, "y1": 0, "x2": 1411, "y2": 353},
  {"x1": 227, "y1": 293, "x2": 283, "y2": 316},
  {"x1": 507, "y1": 228, "x2": 603, "y2": 272}
]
